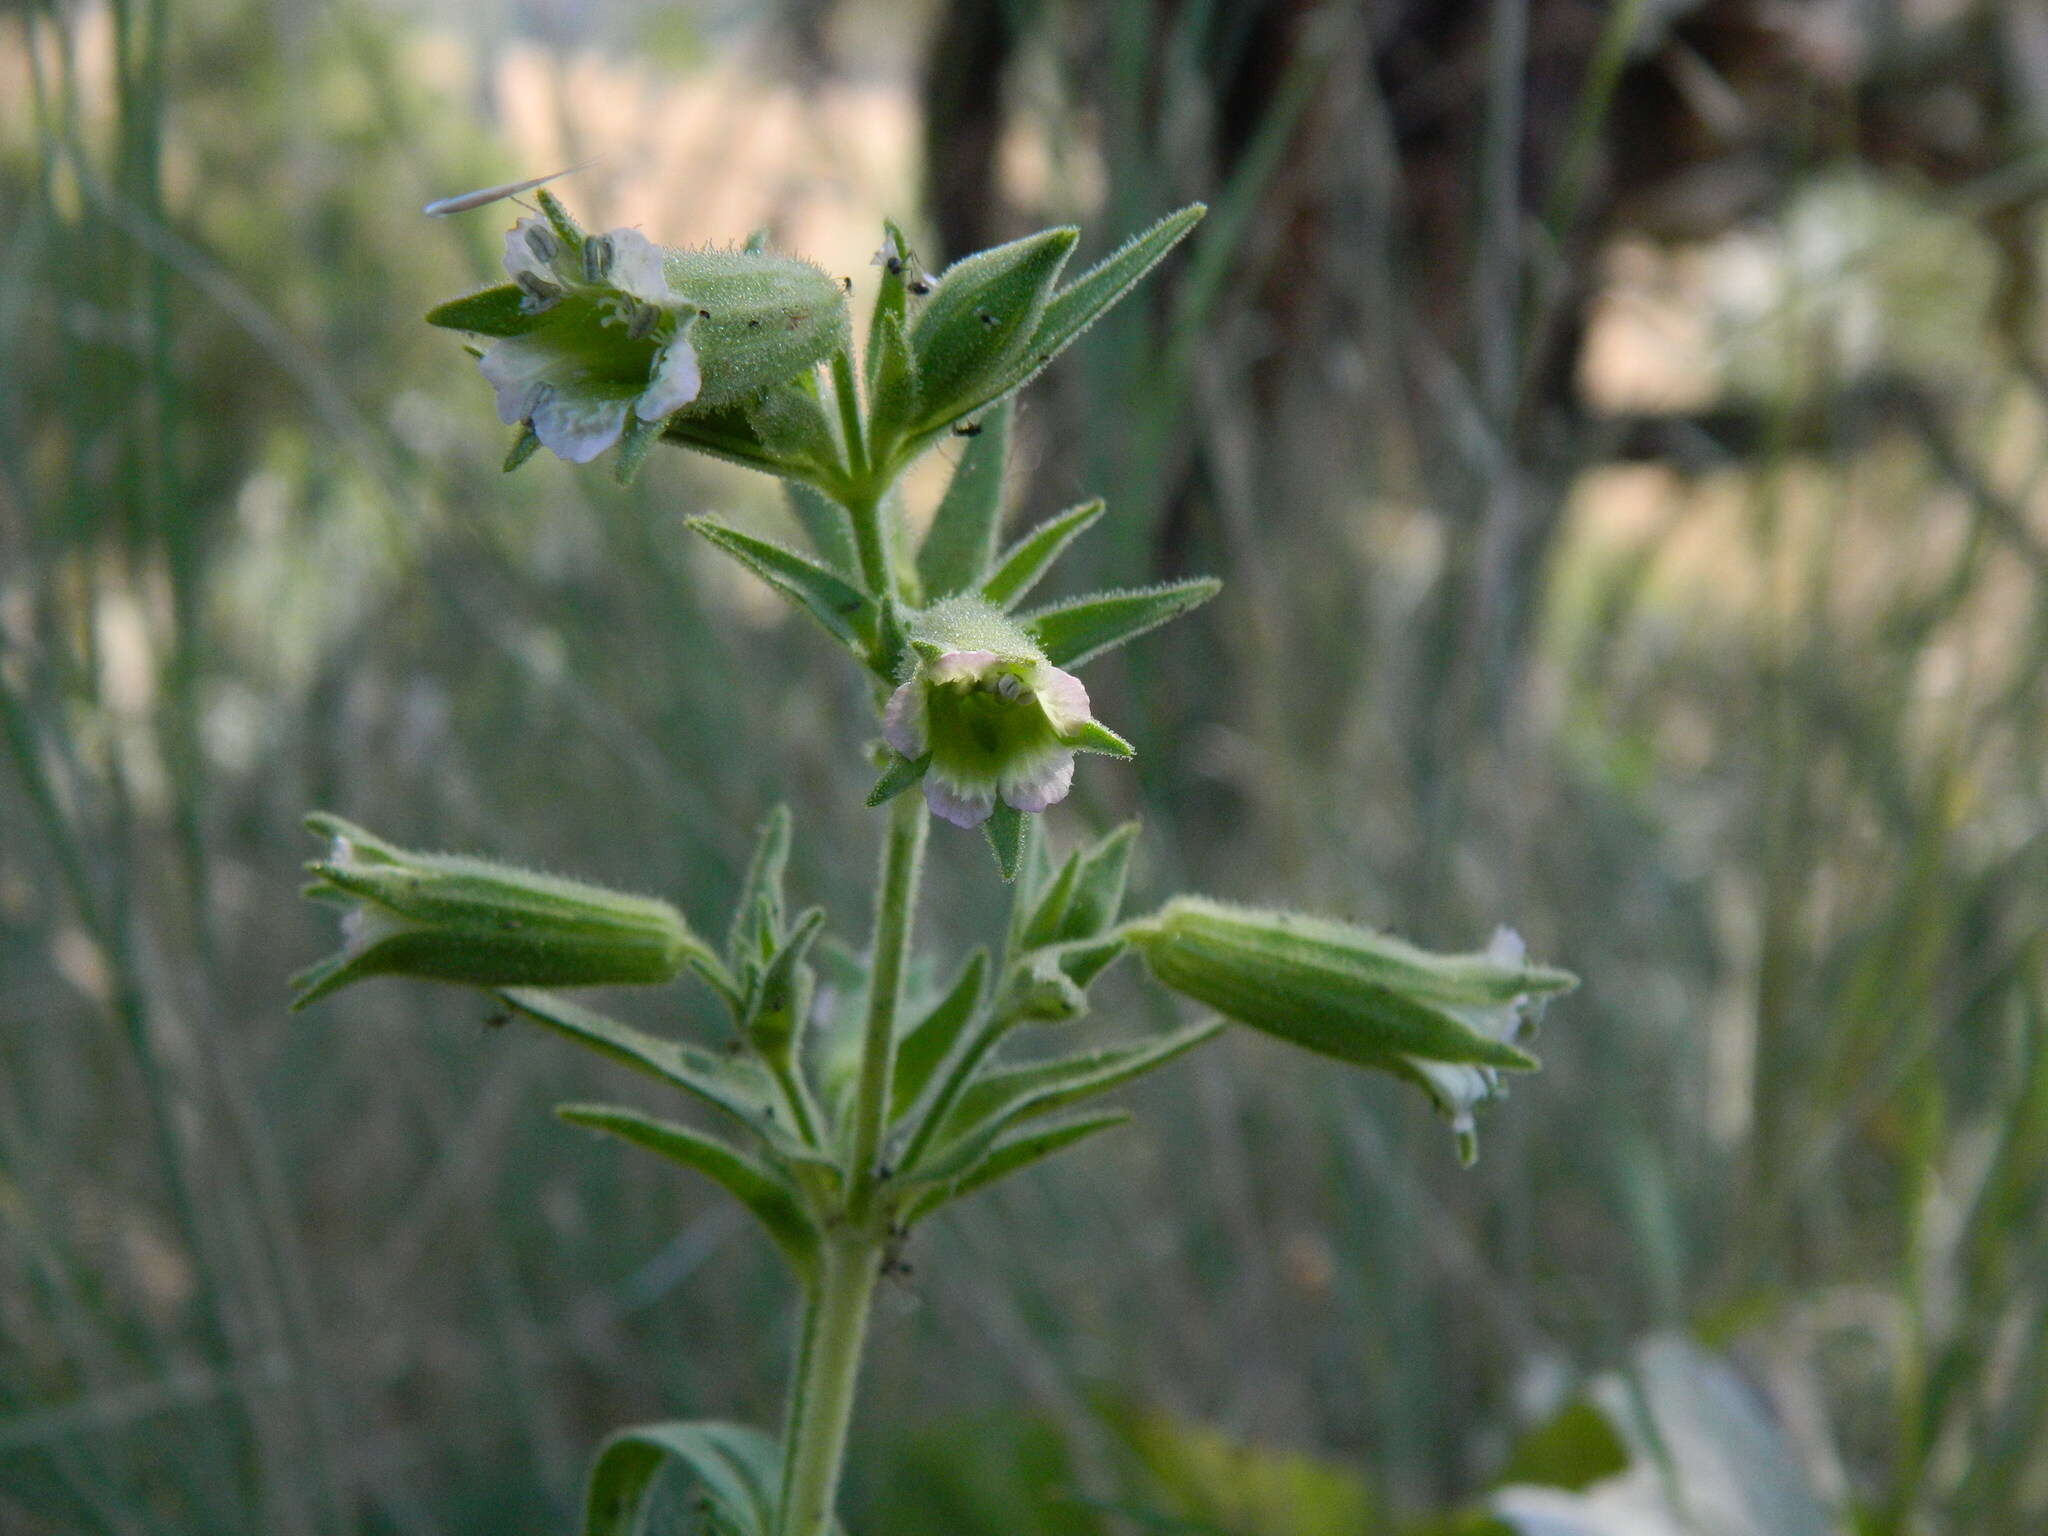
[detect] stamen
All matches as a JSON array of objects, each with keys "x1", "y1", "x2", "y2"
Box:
[{"x1": 514, "y1": 271, "x2": 563, "y2": 311}]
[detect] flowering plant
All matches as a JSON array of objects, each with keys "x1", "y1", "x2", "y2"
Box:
[{"x1": 295, "y1": 183, "x2": 1576, "y2": 1536}]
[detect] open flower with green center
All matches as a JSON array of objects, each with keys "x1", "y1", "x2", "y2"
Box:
[
  {"x1": 881, "y1": 597, "x2": 1132, "y2": 828},
  {"x1": 478, "y1": 221, "x2": 702, "y2": 463}
]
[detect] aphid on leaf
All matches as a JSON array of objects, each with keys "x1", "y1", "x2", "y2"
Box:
[
  {"x1": 952, "y1": 420, "x2": 984, "y2": 437},
  {"x1": 482, "y1": 1007, "x2": 511, "y2": 1030},
  {"x1": 421, "y1": 157, "x2": 600, "y2": 218},
  {"x1": 976, "y1": 309, "x2": 998, "y2": 327}
]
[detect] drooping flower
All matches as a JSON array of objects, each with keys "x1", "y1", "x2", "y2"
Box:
[
  {"x1": 1393, "y1": 927, "x2": 1557, "y2": 1163},
  {"x1": 476, "y1": 220, "x2": 702, "y2": 463}
]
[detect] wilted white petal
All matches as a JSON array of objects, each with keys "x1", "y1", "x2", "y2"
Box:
[
  {"x1": 881, "y1": 680, "x2": 930, "y2": 758},
  {"x1": 636, "y1": 334, "x2": 701, "y2": 420},
  {"x1": 605, "y1": 228, "x2": 672, "y2": 305},
  {"x1": 531, "y1": 390, "x2": 631, "y2": 463}
]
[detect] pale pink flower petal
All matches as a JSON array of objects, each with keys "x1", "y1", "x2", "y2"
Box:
[
  {"x1": 926, "y1": 649, "x2": 1002, "y2": 686},
  {"x1": 923, "y1": 775, "x2": 995, "y2": 828},
  {"x1": 1033, "y1": 664, "x2": 1092, "y2": 738},
  {"x1": 1001, "y1": 751, "x2": 1074, "y2": 814},
  {"x1": 881, "y1": 680, "x2": 929, "y2": 758}
]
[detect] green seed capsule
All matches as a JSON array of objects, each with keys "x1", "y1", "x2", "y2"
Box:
[
  {"x1": 661, "y1": 248, "x2": 852, "y2": 410},
  {"x1": 1126, "y1": 897, "x2": 1576, "y2": 1161},
  {"x1": 292, "y1": 813, "x2": 707, "y2": 1010}
]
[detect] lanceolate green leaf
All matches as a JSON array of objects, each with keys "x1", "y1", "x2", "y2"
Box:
[
  {"x1": 982, "y1": 800, "x2": 1028, "y2": 884},
  {"x1": 890, "y1": 948, "x2": 989, "y2": 1120},
  {"x1": 864, "y1": 751, "x2": 930, "y2": 808},
  {"x1": 689, "y1": 517, "x2": 879, "y2": 655},
  {"x1": 1022, "y1": 204, "x2": 1206, "y2": 393},
  {"x1": 907, "y1": 227, "x2": 1075, "y2": 437},
  {"x1": 582, "y1": 1420, "x2": 798, "y2": 1536},
  {"x1": 904, "y1": 1110, "x2": 1131, "y2": 1220},
  {"x1": 426, "y1": 284, "x2": 542, "y2": 337},
  {"x1": 865, "y1": 310, "x2": 919, "y2": 452},
  {"x1": 743, "y1": 379, "x2": 841, "y2": 481},
  {"x1": 613, "y1": 413, "x2": 663, "y2": 486},
  {"x1": 981, "y1": 499, "x2": 1105, "y2": 609},
  {"x1": 1019, "y1": 849, "x2": 1084, "y2": 952},
  {"x1": 1024, "y1": 578, "x2": 1221, "y2": 669},
  {"x1": 917, "y1": 1017, "x2": 1225, "y2": 1181},
  {"x1": 727, "y1": 806, "x2": 792, "y2": 970},
  {"x1": 916, "y1": 401, "x2": 1012, "y2": 600},
  {"x1": 496, "y1": 989, "x2": 830, "y2": 1169},
  {"x1": 1060, "y1": 821, "x2": 1140, "y2": 943},
  {"x1": 664, "y1": 403, "x2": 824, "y2": 485},
  {"x1": 556, "y1": 1104, "x2": 821, "y2": 1286},
  {"x1": 785, "y1": 481, "x2": 858, "y2": 578}
]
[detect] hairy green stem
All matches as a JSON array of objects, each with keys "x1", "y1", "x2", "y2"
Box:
[
  {"x1": 831, "y1": 350, "x2": 870, "y2": 486},
  {"x1": 775, "y1": 1232, "x2": 883, "y2": 1536},
  {"x1": 848, "y1": 791, "x2": 928, "y2": 1218},
  {"x1": 775, "y1": 793, "x2": 926, "y2": 1535},
  {"x1": 844, "y1": 482, "x2": 892, "y2": 601}
]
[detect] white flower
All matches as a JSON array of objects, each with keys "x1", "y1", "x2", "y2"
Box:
[
  {"x1": 882, "y1": 649, "x2": 1101, "y2": 828},
  {"x1": 479, "y1": 219, "x2": 702, "y2": 463}
]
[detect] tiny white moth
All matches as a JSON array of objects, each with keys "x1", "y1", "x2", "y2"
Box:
[{"x1": 422, "y1": 158, "x2": 599, "y2": 218}]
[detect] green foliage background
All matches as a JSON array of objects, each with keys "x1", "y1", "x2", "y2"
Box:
[{"x1": 5, "y1": 0, "x2": 2047, "y2": 1532}]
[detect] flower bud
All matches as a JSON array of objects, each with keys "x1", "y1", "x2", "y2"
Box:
[
  {"x1": 1126, "y1": 897, "x2": 1576, "y2": 1162},
  {"x1": 292, "y1": 814, "x2": 705, "y2": 1010}
]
